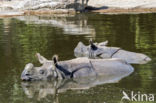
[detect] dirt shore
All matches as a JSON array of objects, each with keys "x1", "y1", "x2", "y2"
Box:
[
  {"x1": 88, "y1": 0, "x2": 156, "y2": 14},
  {"x1": 92, "y1": 8, "x2": 156, "y2": 14},
  {"x1": 1, "y1": 0, "x2": 156, "y2": 17},
  {"x1": 1, "y1": 8, "x2": 156, "y2": 18},
  {"x1": 0, "y1": 9, "x2": 75, "y2": 18}
]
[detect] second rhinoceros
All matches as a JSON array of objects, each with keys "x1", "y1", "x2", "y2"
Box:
[
  {"x1": 21, "y1": 53, "x2": 134, "y2": 81},
  {"x1": 74, "y1": 40, "x2": 151, "y2": 64}
]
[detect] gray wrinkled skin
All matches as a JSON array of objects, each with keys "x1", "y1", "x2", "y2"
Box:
[
  {"x1": 74, "y1": 41, "x2": 151, "y2": 64},
  {"x1": 21, "y1": 53, "x2": 134, "y2": 81}
]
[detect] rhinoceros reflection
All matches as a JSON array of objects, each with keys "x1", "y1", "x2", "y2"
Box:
[
  {"x1": 74, "y1": 40, "x2": 151, "y2": 64},
  {"x1": 21, "y1": 53, "x2": 133, "y2": 81},
  {"x1": 21, "y1": 81, "x2": 58, "y2": 100},
  {"x1": 21, "y1": 73, "x2": 130, "y2": 101}
]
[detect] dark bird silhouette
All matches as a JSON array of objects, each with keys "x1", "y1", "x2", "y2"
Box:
[{"x1": 89, "y1": 39, "x2": 98, "y2": 50}]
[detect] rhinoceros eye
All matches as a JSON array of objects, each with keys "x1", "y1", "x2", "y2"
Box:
[{"x1": 40, "y1": 70, "x2": 45, "y2": 75}]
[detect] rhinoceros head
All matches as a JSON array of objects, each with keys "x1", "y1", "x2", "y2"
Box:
[
  {"x1": 74, "y1": 40, "x2": 116, "y2": 58},
  {"x1": 74, "y1": 40, "x2": 151, "y2": 64},
  {"x1": 21, "y1": 53, "x2": 59, "y2": 81}
]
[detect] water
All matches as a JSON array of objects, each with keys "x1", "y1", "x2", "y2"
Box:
[{"x1": 0, "y1": 13, "x2": 156, "y2": 103}]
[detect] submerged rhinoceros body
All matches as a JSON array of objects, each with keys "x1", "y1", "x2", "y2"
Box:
[
  {"x1": 21, "y1": 53, "x2": 134, "y2": 81},
  {"x1": 74, "y1": 41, "x2": 151, "y2": 64}
]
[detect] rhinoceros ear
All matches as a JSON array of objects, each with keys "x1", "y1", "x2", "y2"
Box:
[
  {"x1": 98, "y1": 40, "x2": 108, "y2": 46},
  {"x1": 36, "y1": 53, "x2": 48, "y2": 64},
  {"x1": 74, "y1": 41, "x2": 86, "y2": 53}
]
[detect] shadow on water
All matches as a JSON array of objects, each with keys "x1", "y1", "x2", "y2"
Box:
[{"x1": 0, "y1": 13, "x2": 156, "y2": 103}]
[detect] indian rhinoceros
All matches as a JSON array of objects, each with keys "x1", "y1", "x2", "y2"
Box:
[
  {"x1": 74, "y1": 40, "x2": 151, "y2": 64},
  {"x1": 21, "y1": 53, "x2": 134, "y2": 81}
]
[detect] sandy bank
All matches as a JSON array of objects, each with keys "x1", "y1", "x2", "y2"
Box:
[
  {"x1": 92, "y1": 8, "x2": 156, "y2": 14},
  {"x1": 88, "y1": 0, "x2": 156, "y2": 9},
  {"x1": 88, "y1": 0, "x2": 156, "y2": 14}
]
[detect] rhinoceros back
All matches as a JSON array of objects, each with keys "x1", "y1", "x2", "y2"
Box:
[
  {"x1": 91, "y1": 58, "x2": 134, "y2": 78},
  {"x1": 112, "y1": 50, "x2": 151, "y2": 64}
]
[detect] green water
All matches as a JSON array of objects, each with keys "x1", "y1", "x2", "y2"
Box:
[{"x1": 0, "y1": 13, "x2": 156, "y2": 103}]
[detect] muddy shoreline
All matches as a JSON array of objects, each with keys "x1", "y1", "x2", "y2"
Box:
[
  {"x1": 92, "y1": 8, "x2": 156, "y2": 14},
  {"x1": 1, "y1": 0, "x2": 156, "y2": 17},
  {"x1": 1, "y1": 8, "x2": 156, "y2": 18}
]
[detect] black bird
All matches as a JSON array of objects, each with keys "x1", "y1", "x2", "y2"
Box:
[{"x1": 89, "y1": 39, "x2": 98, "y2": 50}]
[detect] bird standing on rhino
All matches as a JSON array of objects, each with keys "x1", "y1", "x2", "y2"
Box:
[
  {"x1": 74, "y1": 40, "x2": 151, "y2": 64},
  {"x1": 21, "y1": 53, "x2": 134, "y2": 81}
]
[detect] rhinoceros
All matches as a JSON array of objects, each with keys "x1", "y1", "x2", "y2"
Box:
[
  {"x1": 21, "y1": 53, "x2": 134, "y2": 81},
  {"x1": 74, "y1": 40, "x2": 151, "y2": 64}
]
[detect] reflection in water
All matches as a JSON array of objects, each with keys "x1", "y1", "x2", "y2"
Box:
[
  {"x1": 16, "y1": 15, "x2": 96, "y2": 35},
  {"x1": 3, "y1": 18, "x2": 10, "y2": 34},
  {"x1": 21, "y1": 81, "x2": 58, "y2": 101},
  {"x1": 21, "y1": 74, "x2": 128, "y2": 102}
]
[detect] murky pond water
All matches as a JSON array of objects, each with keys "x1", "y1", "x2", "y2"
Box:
[{"x1": 0, "y1": 13, "x2": 156, "y2": 103}]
